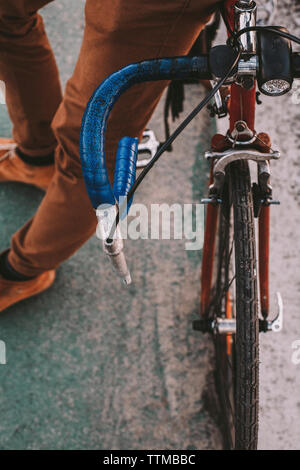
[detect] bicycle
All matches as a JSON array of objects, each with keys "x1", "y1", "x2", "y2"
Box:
[{"x1": 80, "y1": 0, "x2": 300, "y2": 450}]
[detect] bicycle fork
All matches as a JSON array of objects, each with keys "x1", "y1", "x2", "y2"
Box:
[{"x1": 197, "y1": 120, "x2": 283, "y2": 335}]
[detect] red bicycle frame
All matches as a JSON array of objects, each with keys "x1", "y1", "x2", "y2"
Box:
[{"x1": 200, "y1": 0, "x2": 270, "y2": 319}]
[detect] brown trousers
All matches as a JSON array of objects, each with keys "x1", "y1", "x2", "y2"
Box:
[{"x1": 0, "y1": 0, "x2": 218, "y2": 277}]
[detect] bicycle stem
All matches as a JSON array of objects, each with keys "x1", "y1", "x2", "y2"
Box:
[{"x1": 234, "y1": 1, "x2": 257, "y2": 53}]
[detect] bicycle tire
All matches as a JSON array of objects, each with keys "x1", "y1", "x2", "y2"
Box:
[{"x1": 211, "y1": 160, "x2": 259, "y2": 450}]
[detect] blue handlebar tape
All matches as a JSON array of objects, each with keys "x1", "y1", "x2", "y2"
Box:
[
  {"x1": 80, "y1": 56, "x2": 210, "y2": 209},
  {"x1": 113, "y1": 136, "x2": 138, "y2": 217}
]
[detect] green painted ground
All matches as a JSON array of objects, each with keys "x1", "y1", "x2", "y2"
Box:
[{"x1": 0, "y1": 1, "x2": 221, "y2": 449}]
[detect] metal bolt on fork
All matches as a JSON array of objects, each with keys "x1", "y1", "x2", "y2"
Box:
[{"x1": 193, "y1": 292, "x2": 283, "y2": 334}]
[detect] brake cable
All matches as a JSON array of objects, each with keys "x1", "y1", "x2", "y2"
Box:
[
  {"x1": 235, "y1": 26, "x2": 300, "y2": 46},
  {"x1": 108, "y1": 22, "x2": 300, "y2": 241},
  {"x1": 108, "y1": 47, "x2": 241, "y2": 240},
  {"x1": 220, "y1": 4, "x2": 300, "y2": 46}
]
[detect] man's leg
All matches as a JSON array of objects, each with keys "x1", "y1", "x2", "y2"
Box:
[
  {"x1": 0, "y1": 0, "x2": 61, "y2": 193},
  {"x1": 7, "y1": 0, "x2": 219, "y2": 278},
  {"x1": 0, "y1": 0, "x2": 61, "y2": 156}
]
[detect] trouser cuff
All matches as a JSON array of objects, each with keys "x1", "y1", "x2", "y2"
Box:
[
  {"x1": 16, "y1": 148, "x2": 55, "y2": 167},
  {"x1": 7, "y1": 250, "x2": 46, "y2": 279}
]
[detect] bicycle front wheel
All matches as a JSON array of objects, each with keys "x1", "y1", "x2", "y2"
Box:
[{"x1": 211, "y1": 160, "x2": 259, "y2": 450}]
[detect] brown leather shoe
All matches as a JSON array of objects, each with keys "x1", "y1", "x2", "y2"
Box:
[
  {"x1": 0, "y1": 269, "x2": 56, "y2": 313},
  {"x1": 0, "y1": 138, "x2": 54, "y2": 191}
]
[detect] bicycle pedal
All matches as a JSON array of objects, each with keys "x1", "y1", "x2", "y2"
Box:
[
  {"x1": 137, "y1": 129, "x2": 160, "y2": 169},
  {"x1": 259, "y1": 292, "x2": 283, "y2": 333}
]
